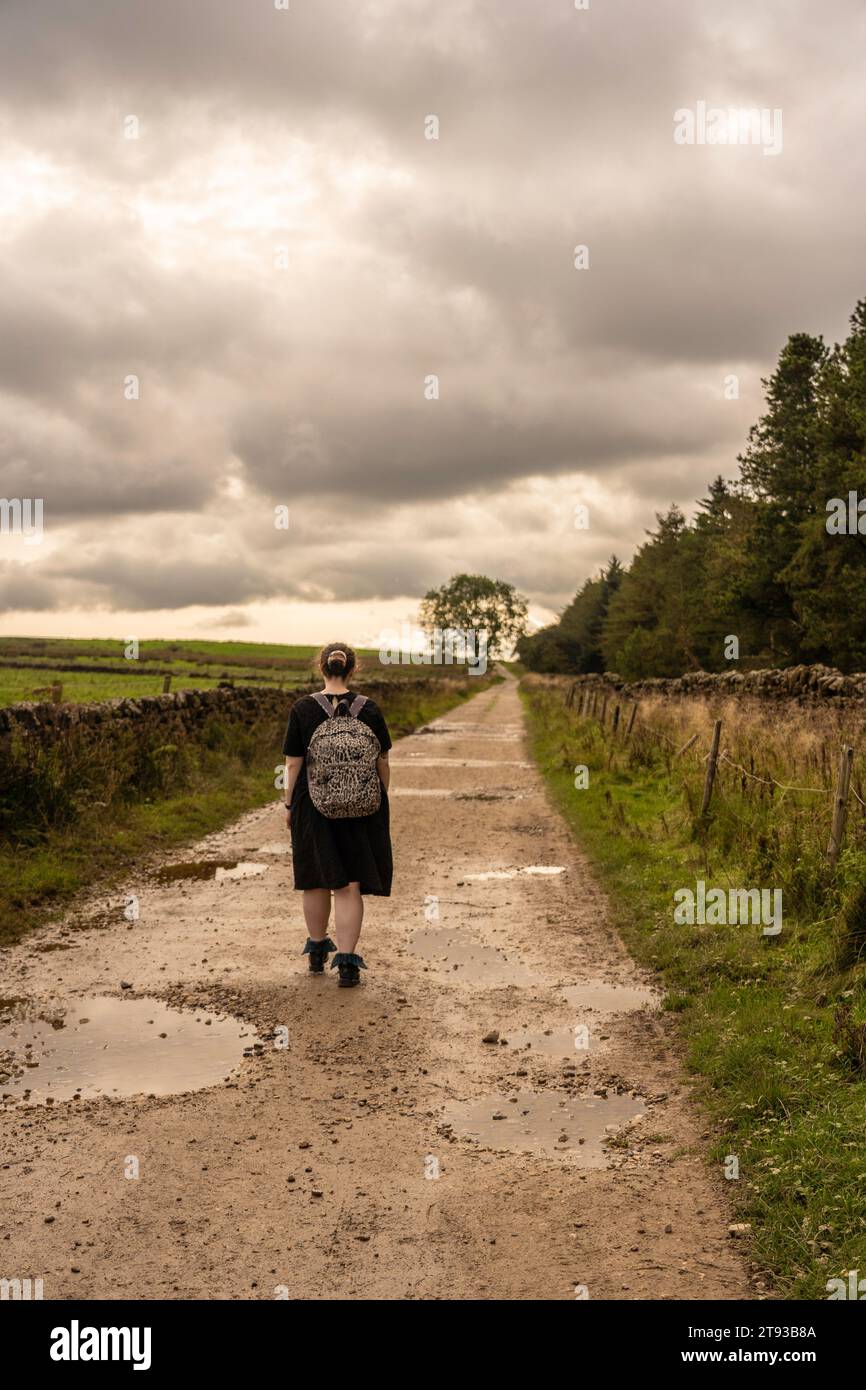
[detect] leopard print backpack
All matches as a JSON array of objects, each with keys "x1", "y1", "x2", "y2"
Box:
[{"x1": 306, "y1": 692, "x2": 382, "y2": 819}]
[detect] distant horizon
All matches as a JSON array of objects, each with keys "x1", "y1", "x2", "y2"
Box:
[{"x1": 0, "y1": 594, "x2": 557, "y2": 649}]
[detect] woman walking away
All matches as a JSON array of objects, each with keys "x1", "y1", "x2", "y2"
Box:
[{"x1": 282, "y1": 643, "x2": 393, "y2": 987}]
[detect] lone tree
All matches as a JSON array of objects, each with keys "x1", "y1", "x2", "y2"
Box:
[{"x1": 419, "y1": 574, "x2": 528, "y2": 658}]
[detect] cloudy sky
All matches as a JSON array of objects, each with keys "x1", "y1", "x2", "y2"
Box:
[{"x1": 1, "y1": 0, "x2": 864, "y2": 646}]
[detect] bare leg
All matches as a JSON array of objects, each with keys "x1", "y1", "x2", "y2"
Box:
[
  {"x1": 303, "y1": 889, "x2": 332, "y2": 941},
  {"x1": 333, "y1": 882, "x2": 363, "y2": 953}
]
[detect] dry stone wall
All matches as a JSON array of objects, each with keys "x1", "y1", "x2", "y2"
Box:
[
  {"x1": 522, "y1": 664, "x2": 866, "y2": 704},
  {"x1": 0, "y1": 676, "x2": 480, "y2": 748}
]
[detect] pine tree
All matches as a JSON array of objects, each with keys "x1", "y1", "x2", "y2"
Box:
[
  {"x1": 783, "y1": 302, "x2": 866, "y2": 668},
  {"x1": 736, "y1": 331, "x2": 827, "y2": 661}
]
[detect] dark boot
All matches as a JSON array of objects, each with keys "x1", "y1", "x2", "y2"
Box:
[
  {"x1": 331, "y1": 952, "x2": 367, "y2": 987},
  {"x1": 302, "y1": 936, "x2": 336, "y2": 974}
]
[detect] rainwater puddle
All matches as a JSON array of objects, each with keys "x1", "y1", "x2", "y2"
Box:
[
  {"x1": 560, "y1": 982, "x2": 660, "y2": 1014},
  {"x1": 389, "y1": 788, "x2": 453, "y2": 798},
  {"x1": 452, "y1": 791, "x2": 522, "y2": 802},
  {"x1": 443, "y1": 1089, "x2": 646, "y2": 1166},
  {"x1": 391, "y1": 758, "x2": 531, "y2": 768},
  {"x1": 464, "y1": 866, "x2": 565, "y2": 881},
  {"x1": 0, "y1": 997, "x2": 257, "y2": 1105},
  {"x1": 408, "y1": 927, "x2": 533, "y2": 986},
  {"x1": 215, "y1": 863, "x2": 269, "y2": 882},
  {"x1": 391, "y1": 788, "x2": 523, "y2": 802},
  {"x1": 506, "y1": 1026, "x2": 595, "y2": 1057},
  {"x1": 420, "y1": 723, "x2": 524, "y2": 737},
  {"x1": 156, "y1": 860, "x2": 269, "y2": 883}
]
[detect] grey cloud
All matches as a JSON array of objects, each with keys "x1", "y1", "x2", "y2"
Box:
[
  {"x1": 0, "y1": 0, "x2": 863, "y2": 619},
  {"x1": 51, "y1": 552, "x2": 288, "y2": 611},
  {"x1": 202, "y1": 609, "x2": 254, "y2": 629},
  {"x1": 0, "y1": 561, "x2": 59, "y2": 613},
  {"x1": 37, "y1": 537, "x2": 444, "y2": 611},
  {"x1": 230, "y1": 381, "x2": 735, "y2": 507}
]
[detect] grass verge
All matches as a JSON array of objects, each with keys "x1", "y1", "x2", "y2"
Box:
[{"x1": 521, "y1": 680, "x2": 866, "y2": 1301}]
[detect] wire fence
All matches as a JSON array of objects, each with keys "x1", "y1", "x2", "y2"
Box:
[{"x1": 559, "y1": 677, "x2": 859, "y2": 870}]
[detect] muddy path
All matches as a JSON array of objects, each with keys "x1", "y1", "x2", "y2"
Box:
[{"x1": 0, "y1": 677, "x2": 754, "y2": 1300}]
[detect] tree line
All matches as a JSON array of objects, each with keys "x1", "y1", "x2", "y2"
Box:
[{"x1": 518, "y1": 297, "x2": 866, "y2": 678}]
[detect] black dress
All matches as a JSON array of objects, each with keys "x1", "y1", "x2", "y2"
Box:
[{"x1": 282, "y1": 690, "x2": 393, "y2": 895}]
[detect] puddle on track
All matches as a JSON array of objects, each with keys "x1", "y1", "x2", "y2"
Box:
[
  {"x1": 0, "y1": 997, "x2": 257, "y2": 1105},
  {"x1": 390, "y1": 758, "x2": 532, "y2": 768},
  {"x1": 560, "y1": 982, "x2": 660, "y2": 1014},
  {"x1": 419, "y1": 722, "x2": 524, "y2": 736},
  {"x1": 391, "y1": 789, "x2": 524, "y2": 801},
  {"x1": 390, "y1": 788, "x2": 454, "y2": 798},
  {"x1": 409, "y1": 927, "x2": 534, "y2": 986},
  {"x1": 156, "y1": 860, "x2": 269, "y2": 883},
  {"x1": 443, "y1": 1089, "x2": 646, "y2": 1166},
  {"x1": 464, "y1": 866, "x2": 565, "y2": 881},
  {"x1": 505, "y1": 1026, "x2": 597, "y2": 1057},
  {"x1": 452, "y1": 791, "x2": 522, "y2": 802}
]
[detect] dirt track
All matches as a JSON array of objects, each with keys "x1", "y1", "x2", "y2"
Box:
[{"x1": 0, "y1": 677, "x2": 754, "y2": 1300}]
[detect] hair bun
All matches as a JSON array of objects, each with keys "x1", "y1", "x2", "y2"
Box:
[{"x1": 318, "y1": 642, "x2": 357, "y2": 678}]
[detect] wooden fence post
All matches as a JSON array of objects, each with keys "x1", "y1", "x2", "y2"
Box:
[
  {"x1": 162, "y1": 674, "x2": 172, "y2": 693},
  {"x1": 612, "y1": 704, "x2": 620, "y2": 735},
  {"x1": 625, "y1": 703, "x2": 637, "y2": 738},
  {"x1": 827, "y1": 745, "x2": 855, "y2": 869},
  {"x1": 51, "y1": 681, "x2": 63, "y2": 704},
  {"x1": 700, "y1": 719, "x2": 723, "y2": 817}
]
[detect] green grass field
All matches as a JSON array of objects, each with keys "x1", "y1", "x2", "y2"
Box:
[
  {"x1": 0, "y1": 636, "x2": 482, "y2": 707},
  {"x1": 521, "y1": 679, "x2": 866, "y2": 1301}
]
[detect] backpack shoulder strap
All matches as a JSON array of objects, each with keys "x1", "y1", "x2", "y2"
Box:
[
  {"x1": 348, "y1": 695, "x2": 368, "y2": 718},
  {"x1": 311, "y1": 692, "x2": 335, "y2": 718}
]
